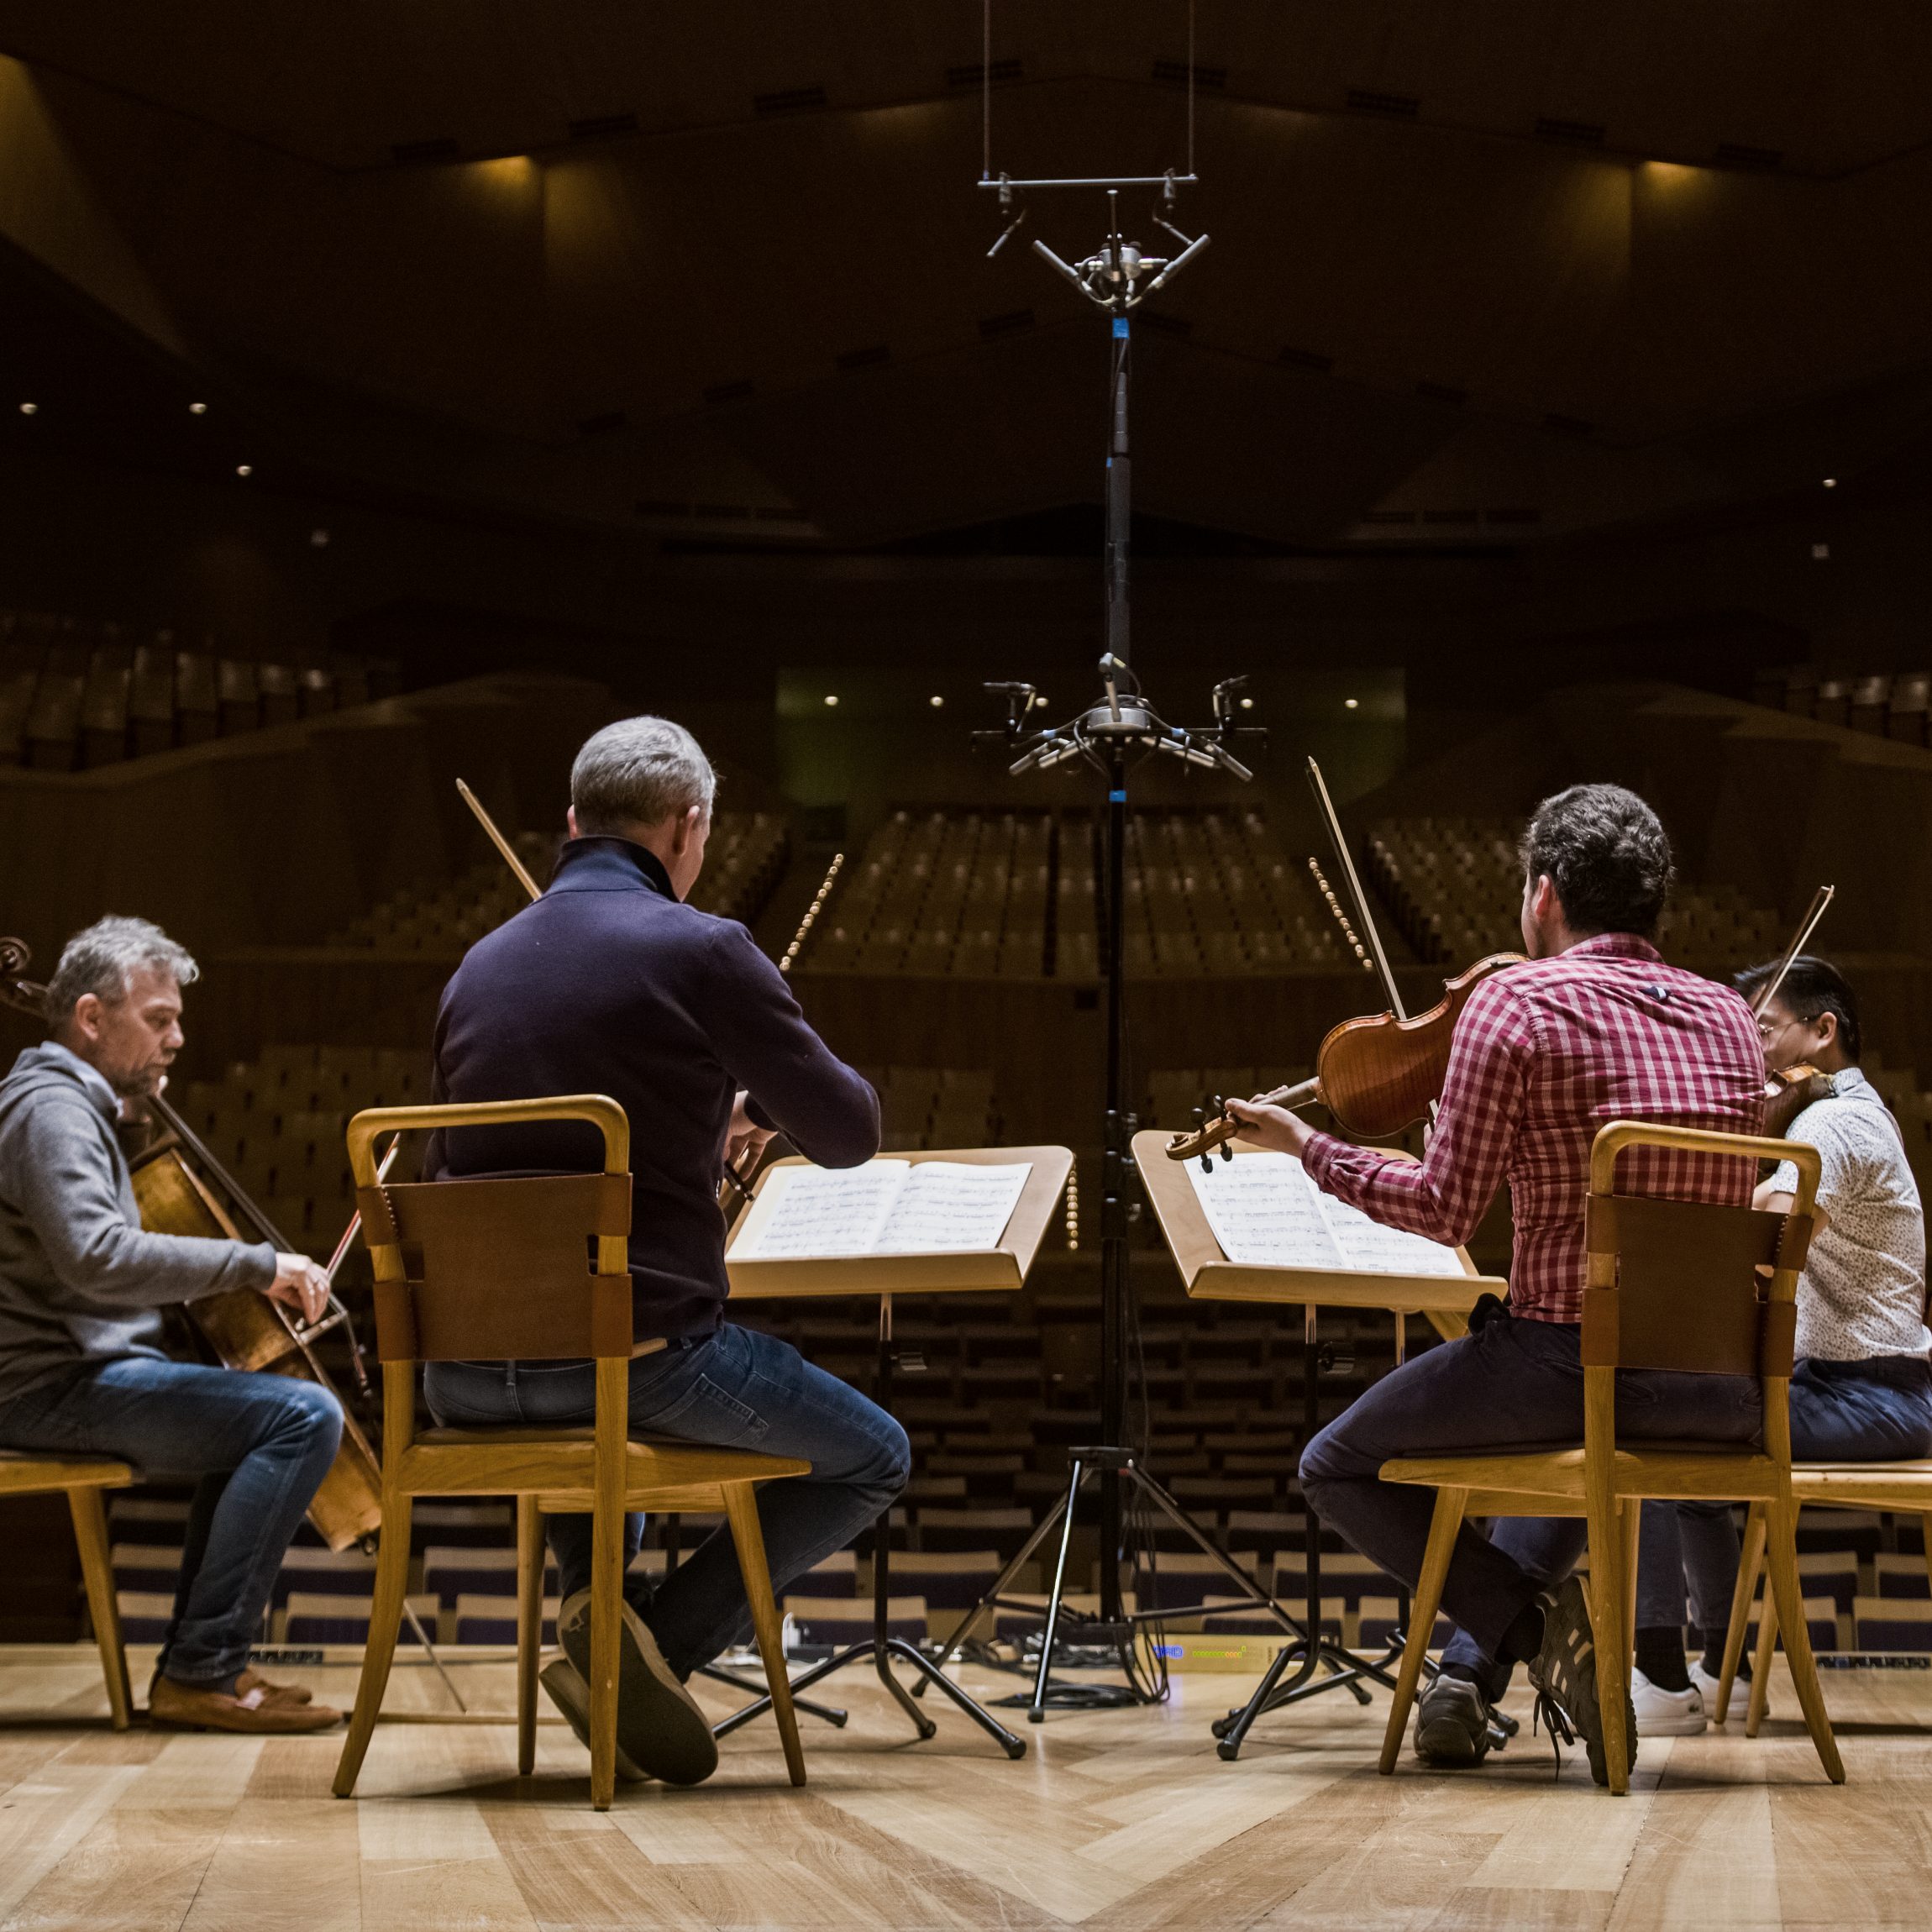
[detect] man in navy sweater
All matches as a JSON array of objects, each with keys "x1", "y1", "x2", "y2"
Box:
[{"x1": 424, "y1": 716, "x2": 908, "y2": 1786}]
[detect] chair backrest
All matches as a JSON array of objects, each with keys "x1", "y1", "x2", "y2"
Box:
[
  {"x1": 347, "y1": 1098, "x2": 632, "y2": 1367},
  {"x1": 1583, "y1": 1120, "x2": 1819, "y2": 1458}
]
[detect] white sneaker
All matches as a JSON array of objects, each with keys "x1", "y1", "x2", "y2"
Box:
[
  {"x1": 1631, "y1": 1667, "x2": 1707, "y2": 1735},
  {"x1": 1689, "y1": 1658, "x2": 1765, "y2": 1720}
]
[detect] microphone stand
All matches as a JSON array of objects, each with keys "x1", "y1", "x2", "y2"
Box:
[{"x1": 920, "y1": 202, "x2": 1316, "y2": 1715}]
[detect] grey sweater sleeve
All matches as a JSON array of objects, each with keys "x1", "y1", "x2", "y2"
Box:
[{"x1": 3, "y1": 1092, "x2": 276, "y2": 1310}]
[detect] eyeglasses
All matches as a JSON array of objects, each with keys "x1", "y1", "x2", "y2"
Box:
[{"x1": 1757, "y1": 1011, "x2": 1814, "y2": 1042}]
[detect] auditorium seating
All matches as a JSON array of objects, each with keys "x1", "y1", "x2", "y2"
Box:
[
  {"x1": 1754, "y1": 664, "x2": 1932, "y2": 747},
  {"x1": 328, "y1": 810, "x2": 789, "y2": 954},
  {"x1": 798, "y1": 806, "x2": 1351, "y2": 979},
  {"x1": 0, "y1": 611, "x2": 398, "y2": 770},
  {"x1": 1364, "y1": 816, "x2": 1785, "y2": 969}
]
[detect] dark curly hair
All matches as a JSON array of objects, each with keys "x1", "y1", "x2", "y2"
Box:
[{"x1": 1518, "y1": 784, "x2": 1674, "y2": 941}]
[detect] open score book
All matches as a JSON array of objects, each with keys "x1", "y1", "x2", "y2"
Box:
[
  {"x1": 1185, "y1": 1152, "x2": 1467, "y2": 1276},
  {"x1": 728, "y1": 1159, "x2": 1034, "y2": 1261}
]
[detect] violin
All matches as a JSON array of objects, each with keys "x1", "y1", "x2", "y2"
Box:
[
  {"x1": 1167, "y1": 755, "x2": 1522, "y2": 1167},
  {"x1": 0, "y1": 936, "x2": 385, "y2": 1552}
]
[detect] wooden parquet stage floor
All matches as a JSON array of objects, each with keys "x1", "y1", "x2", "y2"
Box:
[{"x1": 2, "y1": 1648, "x2": 1929, "y2": 1930}]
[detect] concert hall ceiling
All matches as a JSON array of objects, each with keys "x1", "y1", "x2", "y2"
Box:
[{"x1": 3, "y1": 2, "x2": 1932, "y2": 551}]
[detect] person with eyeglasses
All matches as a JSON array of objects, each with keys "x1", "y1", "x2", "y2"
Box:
[{"x1": 1632, "y1": 953, "x2": 1932, "y2": 1737}]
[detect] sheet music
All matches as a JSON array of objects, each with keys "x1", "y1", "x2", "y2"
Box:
[
  {"x1": 1186, "y1": 1152, "x2": 1466, "y2": 1276},
  {"x1": 1185, "y1": 1153, "x2": 1347, "y2": 1269},
  {"x1": 1315, "y1": 1190, "x2": 1468, "y2": 1277},
  {"x1": 729, "y1": 1159, "x2": 1034, "y2": 1260},
  {"x1": 876, "y1": 1162, "x2": 1032, "y2": 1253},
  {"x1": 728, "y1": 1161, "x2": 911, "y2": 1259}
]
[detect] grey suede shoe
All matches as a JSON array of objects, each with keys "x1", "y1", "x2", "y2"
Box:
[
  {"x1": 558, "y1": 1588, "x2": 718, "y2": 1787},
  {"x1": 538, "y1": 1655, "x2": 650, "y2": 1782}
]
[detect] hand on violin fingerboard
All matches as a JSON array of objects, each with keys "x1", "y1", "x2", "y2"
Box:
[
  {"x1": 266, "y1": 1253, "x2": 331, "y2": 1327},
  {"x1": 1222, "y1": 1095, "x2": 1315, "y2": 1160}
]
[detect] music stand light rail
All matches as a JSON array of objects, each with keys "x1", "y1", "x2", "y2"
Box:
[
  {"x1": 1130, "y1": 1131, "x2": 1496, "y2": 1757},
  {"x1": 718, "y1": 1145, "x2": 1074, "y2": 1760}
]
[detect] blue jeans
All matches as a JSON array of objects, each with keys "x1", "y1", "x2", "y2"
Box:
[
  {"x1": 424, "y1": 1322, "x2": 911, "y2": 1679},
  {"x1": 0, "y1": 1356, "x2": 342, "y2": 1688},
  {"x1": 1298, "y1": 1310, "x2": 1761, "y2": 1695},
  {"x1": 1638, "y1": 1353, "x2": 1932, "y2": 1635}
]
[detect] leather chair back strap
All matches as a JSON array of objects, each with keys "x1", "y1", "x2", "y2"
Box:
[
  {"x1": 356, "y1": 1173, "x2": 632, "y2": 1363},
  {"x1": 1583, "y1": 1194, "x2": 1803, "y2": 1378}
]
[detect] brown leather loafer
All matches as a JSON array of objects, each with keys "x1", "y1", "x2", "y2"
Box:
[
  {"x1": 148, "y1": 1667, "x2": 316, "y2": 1708},
  {"x1": 149, "y1": 1675, "x2": 343, "y2": 1734},
  {"x1": 235, "y1": 1667, "x2": 315, "y2": 1705}
]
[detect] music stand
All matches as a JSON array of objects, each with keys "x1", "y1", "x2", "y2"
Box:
[
  {"x1": 713, "y1": 1143, "x2": 1075, "y2": 1760},
  {"x1": 1129, "y1": 1131, "x2": 1497, "y2": 1757}
]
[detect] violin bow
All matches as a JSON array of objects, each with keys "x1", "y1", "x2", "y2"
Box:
[
  {"x1": 454, "y1": 780, "x2": 764, "y2": 1212},
  {"x1": 1303, "y1": 757, "x2": 1450, "y2": 1137},
  {"x1": 1749, "y1": 884, "x2": 1835, "y2": 1021},
  {"x1": 1305, "y1": 757, "x2": 1410, "y2": 1023}
]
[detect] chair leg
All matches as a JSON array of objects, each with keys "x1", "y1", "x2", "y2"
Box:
[
  {"x1": 586, "y1": 1485, "x2": 625, "y2": 1812},
  {"x1": 516, "y1": 1496, "x2": 543, "y2": 1777},
  {"x1": 1378, "y1": 1486, "x2": 1464, "y2": 1776},
  {"x1": 1761, "y1": 1499, "x2": 1844, "y2": 1783},
  {"x1": 1620, "y1": 1499, "x2": 1641, "y2": 1674},
  {"x1": 1746, "y1": 1559, "x2": 1779, "y2": 1737},
  {"x1": 723, "y1": 1483, "x2": 806, "y2": 1788},
  {"x1": 1716, "y1": 1500, "x2": 1766, "y2": 1725},
  {"x1": 67, "y1": 1488, "x2": 131, "y2": 1730},
  {"x1": 1586, "y1": 1482, "x2": 1630, "y2": 1796},
  {"x1": 333, "y1": 1497, "x2": 413, "y2": 1798}
]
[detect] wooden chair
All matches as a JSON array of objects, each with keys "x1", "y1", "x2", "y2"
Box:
[
  {"x1": 1714, "y1": 1462, "x2": 1932, "y2": 1730},
  {"x1": 1377, "y1": 1121, "x2": 1843, "y2": 1795},
  {"x1": 0, "y1": 1452, "x2": 134, "y2": 1728},
  {"x1": 329, "y1": 1095, "x2": 810, "y2": 1810}
]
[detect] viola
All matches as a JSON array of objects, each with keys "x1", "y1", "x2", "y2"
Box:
[
  {"x1": 1166, "y1": 951, "x2": 1522, "y2": 1163},
  {"x1": 0, "y1": 937, "x2": 383, "y2": 1552},
  {"x1": 1167, "y1": 754, "x2": 1522, "y2": 1166}
]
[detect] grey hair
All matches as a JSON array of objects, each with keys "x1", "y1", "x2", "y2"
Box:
[
  {"x1": 44, "y1": 916, "x2": 199, "y2": 1026},
  {"x1": 570, "y1": 716, "x2": 717, "y2": 835}
]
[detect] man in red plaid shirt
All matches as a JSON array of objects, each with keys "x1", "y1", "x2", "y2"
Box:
[{"x1": 1228, "y1": 784, "x2": 1766, "y2": 1785}]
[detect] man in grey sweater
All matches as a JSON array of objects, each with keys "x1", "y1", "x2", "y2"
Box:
[{"x1": 0, "y1": 916, "x2": 344, "y2": 1732}]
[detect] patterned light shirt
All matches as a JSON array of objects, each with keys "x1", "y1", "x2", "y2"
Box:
[
  {"x1": 1301, "y1": 933, "x2": 1767, "y2": 1323},
  {"x1": 1767, "y1": 1068, "x2": 1930, "y2": 1361}
]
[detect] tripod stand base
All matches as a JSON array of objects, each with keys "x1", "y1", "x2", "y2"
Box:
[{"x1": 716, "y1": 1636, "x2": 1026, "y2": 1760}]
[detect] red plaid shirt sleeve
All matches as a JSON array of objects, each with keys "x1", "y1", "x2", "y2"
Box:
[{"x1": 1299, "y1": 976, "x2": 1534, "y2": 1247}]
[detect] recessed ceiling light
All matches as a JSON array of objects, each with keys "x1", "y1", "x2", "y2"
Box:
[
  {"x1": 823, "y1": 694, "x2": 838, "y2": 706},
  {"x1": 929, "y1": 695, "x2": 944, "y2": 707},
  {"x1": 1239, "y1": 696, "x2": 1254, "y2": 710},
  {"x1": 18, "y1": 402, "x2": 35, "y2": 415},
  {"x1": 189, "y1": 402, "x2": 207, "y2": 416},
  {"x1": 235, "y1": 463, "x2": 253, "y2": 476},
  {"x1": 1822, "y1": 476, "x2": 1836, "y2": 488},
  {"x1": 1811, "y1": 542, "x2": 1830, "y2": 560},
  {"x1": 310, "y1": 529, "x2": 330, "y2": 547},
  {"x1": 1345, "y1": 697, "x2": 1360, "y2": 710}
]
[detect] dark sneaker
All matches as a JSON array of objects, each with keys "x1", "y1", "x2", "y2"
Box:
[
  {"x1": 558, "y1": 1588, "x2": 718, "y2": 1788},
  {"x1": 1412, "y1": 1673, "x2": 1495, "y2": 1767},
  {"x1": 538, "y1": 1656, "x2": 649, "y2": 1782},
  {"x1": 1526, "y1": 1576, "x2": 1636, "y2": 1788}
]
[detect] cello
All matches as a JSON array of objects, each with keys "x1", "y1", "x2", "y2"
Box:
[{"x1": 0, "y1": 936, "x2": 385, "y2": 1551}]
